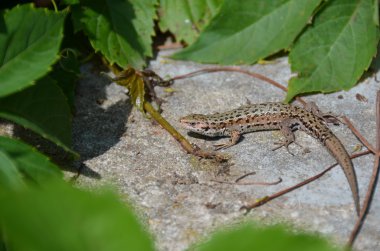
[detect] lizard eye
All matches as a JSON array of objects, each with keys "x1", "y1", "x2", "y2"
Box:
[{"x1": 189, "y1": 122, "x2": 196, "y2": 126}]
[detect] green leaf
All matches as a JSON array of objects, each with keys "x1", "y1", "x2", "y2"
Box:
[
  {"x1": 49, "y1": 49, "x2": 80, "y2": 112},
  {"x1": 158, "y1": 0, "x2": 223, "y2": 44},
  {"x1": 285, "y1": 0, "x2": 380, "y2": 102},
  {"x1": 0, "y1": 181, "x2": 154, "y2": 251},
  {"x1": 173, "y1": 0, "x2": 322, "y2": 64},
  {"x1": 0, "y1": 136, "x2": 62, "y2": 185},
  {"x1": 0, "y1": 4, "x2": 66, "y2": 97},
  {"x1": 0, "y1": 77, "x2": 75, "y2": 155},
  {"x1": 73, "y1": 0, "x2": 157, "y2": 68},
  {"x1": 196, "y1": 224, "x2": 341, "y2": 251},
  {"x1": 114, "y1": 68, "x2": 145, "y2": 112},
  {"x1": 0, "y1": 237, "x2": 6, "y2": 251},
  {"x1": 0, "y1": 151, "x2": 24, "y2": 190}
]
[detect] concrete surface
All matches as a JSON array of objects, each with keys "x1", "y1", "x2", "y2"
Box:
[{"x1": 72, "y1": 50, "x2": 380, "y2": 251}]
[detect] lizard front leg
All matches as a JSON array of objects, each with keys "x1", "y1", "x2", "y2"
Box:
[{"x1": 214, "y1": 130, "x2": 241, "y2": 150}]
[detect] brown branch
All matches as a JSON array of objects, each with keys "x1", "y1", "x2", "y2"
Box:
[
  {"x1": 240, "y1": 150, "x2": 371, "y2": 212},
  {"x1": 211, "y1": 177, "x2": 282, "y2": 186},
  {"x1": 169, "y1": 67, "x2": 307, "y2": 106},
  {"x1": 235, "y1": 171, "x2": 257, "y2": 182},
  {"x1": 342, "y1": 116, "x2": 377, "y2": 154},
  {"x1": 348, "y1": 91, "x2": 380, "y2": 246}
]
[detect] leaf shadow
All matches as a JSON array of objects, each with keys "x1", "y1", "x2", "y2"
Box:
[
  {"x1": 360, "y1": 42, "x2": 380, "y2": 82},
  {"x1": 12, "y1": 63, "x2": 132, "y2": 180},
  {"x1": 70, "y1": 63, "x2": 132, "y2": 177}
]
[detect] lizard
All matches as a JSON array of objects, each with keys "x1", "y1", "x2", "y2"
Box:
[{"x1": 179, "y1": 102, "x2": 360, "y2": 215}]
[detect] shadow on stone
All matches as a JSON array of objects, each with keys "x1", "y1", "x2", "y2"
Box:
[
  {"x1": 71, "y1": 65, "x2": 133, "y2": 178},
  {"x1": 12, "y1": 64, "x2": 133, "y2": 179}
]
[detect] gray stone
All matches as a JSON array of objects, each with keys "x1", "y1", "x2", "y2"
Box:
[{"x1": 72, "y1": 50, "x2": 380, "y2": 251}]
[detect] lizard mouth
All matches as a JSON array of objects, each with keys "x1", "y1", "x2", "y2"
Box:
[{"x1": 179, "y1": 119, "x2": 209, "y2": 130}]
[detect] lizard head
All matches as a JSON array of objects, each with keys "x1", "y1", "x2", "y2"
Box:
[{"x1": 179, "y1": 114, "x2": 217, "y2": 136}]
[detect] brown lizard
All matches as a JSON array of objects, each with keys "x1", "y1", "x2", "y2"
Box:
[{"x1": 179, "y1": 102, "x2": 360, "y2": 215}]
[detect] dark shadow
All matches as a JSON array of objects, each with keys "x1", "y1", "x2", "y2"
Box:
[
  {"x1": 361, "y1": 42, "x2": 380, "y2": 82},
  {"x1": 0, "y1": 0, "x2": 31, "y2": 10},
  {"x1": 71, "y1": 162, "x2": 102, "y2": 180},
  {"x1": 187, "y1": 131, "x2": 223, "y2": 141},
  {"x1": 13, "y1": 63, "x2": 132, "y2": 179},
  {"x1": 371, "y1": 42, "x2": 380, "y2": 73},
  {"x1": 12, "y1": 125, "x2": 75, "y2": 167},
  {"x1": 70, "y1": 64, "x2": 132, "y2": 175},
  {"x1": 187, "y1": 131, "x2": 245, "y2": 144},
  {"x1": 151, "y1": 23, "x2": 177, "y2": 60},
  {"x1": 73, "y1": 99, "x2": 132, "y2": 160},
  {"x1": 12, "y1": 124, "x2": 104, "y2": 180}
]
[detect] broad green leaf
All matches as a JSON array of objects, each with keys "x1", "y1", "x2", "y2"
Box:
[
  {"x1": 49, "y1": 49, "x2": 80, "y2": 112},
  {"x1": 0, "y1": 4, "x2": 66, "y2": 97},
  {"x1": 0, "y1": 136, "x2": 62, "y2": 184},
  {"x1": 196, "y1": 224, "x2": 341, "y2": 251},
  {"x1": 286, "y1": 0, "x2": 380, "y2": 102},
  {"x1": 158, "y1": 0, "x2": 223, "y2": 44},
  {"x1": 0, "y1": 181, "x2": 154, "y2": 251},
  {"x1": 173, "y1": 0, "x2": 322, "y2": 64},
  {"x1": 114, "y1": 68, "x2": 145, "y2": 112},
  {"x1": 0, "y1": 77, "x2": 75, "y2": 155},
  {"x1": 0, "y1": 151, "x2": 24, "y2": 190},
  {"x1": 72, "y1": 0, "x2": 157, "y2": 68}
]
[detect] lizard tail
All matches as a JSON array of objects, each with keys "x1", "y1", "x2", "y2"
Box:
[{"x1": 325, "y1": 136, "x2": 360, "y2": 216}]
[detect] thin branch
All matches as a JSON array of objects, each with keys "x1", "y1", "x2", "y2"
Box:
[
  {"x1": 235, "y1": 171, "x2": 257, "y2": 182},
  {"x1": 348, "y1": 91, "x2": 380, "y2": 246},
  {"x1": 240, "y1": 150, "x2": 371, "y2": 212},
  {"x1": 171, "y1": 67, "x2": 288, "y2": 92},
  {"x1": 169, "y1": 67, "x2": 307, "y2": 106},
  {"x1": 143, "y1": 101, "x2": 228, "y2": 162},
  {"x1": 342, "y1": 116, "x2": 376, "y2": 153},
  {"x1": 211, "y1": 177, "x2": 282, "y2": 186}
]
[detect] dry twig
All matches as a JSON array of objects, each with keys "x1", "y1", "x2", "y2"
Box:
[
  {"x1": 169, "y1": 67, "x2": 307, "y2": 106},
  {"x1": 240, "y1": 150, "x2": 370, "y2": 212},
  {"x1": 342, "y1": 116, "x2": 376, "y2": 153},
  {"x1": 347, "y1": 91, "x2": 380, "y2": 246},
  {"x1": 211, "y1": 177, "x2": 282, "y2": 186}
]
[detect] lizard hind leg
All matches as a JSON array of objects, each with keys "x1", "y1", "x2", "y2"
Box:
[{"x1": 272, "y1": 118, "x2": 301, "y2": 155}]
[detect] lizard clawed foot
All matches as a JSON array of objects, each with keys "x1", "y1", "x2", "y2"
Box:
[
  {"x1": 272, "y1": 141, "x2": 303, "y2": 156},
  {"x1": 213, "y1": 142, "x2": 233, "y2": 150},
  {"x1": 272, "y1": 141, "x2": 294, "y2": 155},
  {"x1": 320, "y1": 113, "x2": 342, "y2": 125}
]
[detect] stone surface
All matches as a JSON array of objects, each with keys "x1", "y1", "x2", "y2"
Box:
[{"x1": 72, "y1": 50, "x2": 380, "y2": 251}]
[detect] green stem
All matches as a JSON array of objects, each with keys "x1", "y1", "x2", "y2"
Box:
[
  {"x1": 51, "y1": 0, "x2": 58, "y2": 12},
  {"x1": 143, "y1": 101, "x2": 227, "y2": 161}
]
